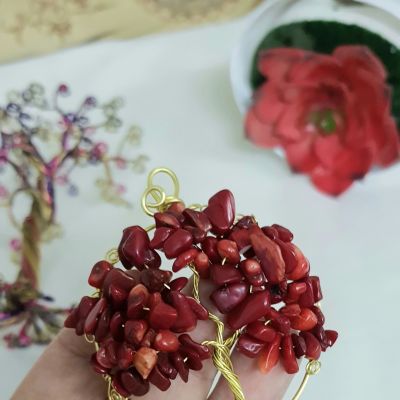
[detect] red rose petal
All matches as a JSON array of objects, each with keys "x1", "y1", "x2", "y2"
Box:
[
  {"x1": 333, "y1": 45, "x2": 387, "y2": 81},
  {"x1": 245, "y1": 107, "x2": 280, "y2": 148},
  {"x1": 289, "y1": 54, "x2": 342, "y2": 84},
  {"x1": 375, "y1": 116, "x2": 400, "y2": 166},
  {"x1": 311, "y1": 166, "x2": 353, "y2": 196},
  {"x1": 283, "y1": 136, "x2": 318, "y2": 173},
  {"x1": 258, "y1": 48, "x2": 310, "y2": 81},
  {"x1": 253, "y1": 84, "x2": 286, "y2": 124}
]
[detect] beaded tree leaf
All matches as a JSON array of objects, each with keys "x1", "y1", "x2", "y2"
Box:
[
  {"x1": 0, "y1": 83, "x2": 148, "y2": 347},
  {"x1": 65, "y1": 168, "x2": 338, "y2": 399}
]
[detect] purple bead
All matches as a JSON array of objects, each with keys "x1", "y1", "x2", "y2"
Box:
[{"x1": 68, "y1": 184, "x2": 79, "y2": 196}]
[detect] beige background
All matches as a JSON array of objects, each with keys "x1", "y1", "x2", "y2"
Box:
[{"x1": 0, "y1": 0, "x2": 260, "y2": 63}]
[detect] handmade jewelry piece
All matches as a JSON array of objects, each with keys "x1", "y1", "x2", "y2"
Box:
[
  {"x1": 0, "y1": 83, "x2": 147, "y2": 347},
  {"x1": 65, "y1": 167, "x2": 338, "y2": 399}
]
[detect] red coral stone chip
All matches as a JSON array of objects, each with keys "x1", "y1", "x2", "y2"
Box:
[
  {"x1": 287, "y1": 245, "x2": 310, "y2": 281},
  {"x1": 210, "y1": 282, "x2": 248, "y2": 314},
  {"x1": 154, "y1": 212, "x2": 181, "y2": 229},
  {"x1": 281, "y1": 335, "x2": 299, "y2": 374},
  {"x1": 149, "y1": 366, "x2": 171, "y2": 391},
  {"x1": 84, "y1": 297, "x2": 107, "y2": 335},
  {"x1": 229, "y1": 228, "x2": 251, "y2": 252},
  {"x1": 201, "y1": 237, "x2": 221, "y2": 263},
  {"x1": 291, "y1": 333, "x2": 307, "y2": 358},
  {"x1": 204, "y1": 189, "x2": 236, "y2": 235},
  {"x1": 125, "y1": 320, "x2": 148, "y2": 345},
  {"x1": 250, "y1": 227, "x2": 286, "y2": 284},
  {"x1": 169, "y1": 352, "x2": 189, "y2": 382},
  {"x1": 64, "y1": 308, "x2": 78, "y2": 329},
  {"x1": 163, "y1": 229, "x2": 193, "y2": 259},
  {"x1": 178, "y1": 334, "x2": 210, "y2": 360},
  {"x1": 246, "y1": 321, "x2": 277, "y2": 343},
  {"x1": 117, "y1": 342, "x2": 135, "y2": 369},
  {"x1": 290, "y1": 308, "x2": 318, "y2": 331},
  {"x1": 103, "y1": 268, "x2": 137, "y2": 295},
  {"x1": 120, "y1": 370, "x2": 150, "y2": 396},
  {"x1": 169, "y1": 277, "x2": 189, "y2": 292},
  {"x1": 300, "y1": 332, "x2": 322, "y2": 360},
  {"x1": 110, "y1": 311, "x2": 124, "y2": 341},
  {"x1": 96, "y1": 346, "x2": 114, "y2": 369},
  {"x1": 157, "y1": 352, "x2": 178, "y2": 379},
  {"x1": 154, "y1": 330, "x2": 180, "y2": 352},
  {"x1": 183, "y1": 209, "x2": 212, "y2": 232},
  {"x1": 210, "y1": 264, "x2": 243, "y2": 287},
  {"x1": 258, "y1": 334, "x2": 281, "y2": 374},
  {"x1": 169, "y1": 292, "x2": 197, "y2": 333},
  {"x1": 194, "y1": 252, "x2": 210, "y2": 278},
  {"x1": 150, "y1": 227, "x2": 173, "y2": 250},
  {"x1": 179, "y1": 346, "x2": 202, "y2": 370},
  {"x1": 271, "y1": 224, "x2": 294, "y2": 242},
  {"x1": 172, "y1": 248, "x2": 199, "y2": 272},
  {"x1": 310, "y1": 276, "x2": 323, "y2": 302},
  {"x1": 325, "y1": 330, "x2": 339, "y2": 347},
  {"x1": 88, "y1": 260, "x2": 112, "y2": 288},
  {"x1": 133, "y1": 347, "x2": 158, "y2": 379},
  {"x1": 237, "y1": 334, "x2": 265, "y2": 358},
  {"x1": 217, "y1": 239, "x2": 240, "y2": 264},
  {"x1": 186, "y1": 297, "x2": 209, "y2": 320},
  {"x1": 227, "y1": 291, "x2": 271, "y2": 330},
  {"x1": 90, "y1": 353, "x2": 109, "y2": 374},
  {"x1": 94, "y1": 308, "x2": 111, "y2": 342},
  {"x1": 112, "y1": 373, "x2": 131, "y2": 398},
  {"x1": 118, "y1": 225, "x2": 150, "y2": 269},
  {"x1": 149, "y1": 301, "x2": 178, "y2": 330}
]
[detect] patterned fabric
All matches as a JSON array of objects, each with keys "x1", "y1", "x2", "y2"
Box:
[{"x1": 0, "y1": 0, "x2": 261, "y2": 63}]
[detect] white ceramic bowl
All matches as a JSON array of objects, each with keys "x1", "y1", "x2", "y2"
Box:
[{"x1": 230, "y1": 0, "x2": 400, "y2": 114}]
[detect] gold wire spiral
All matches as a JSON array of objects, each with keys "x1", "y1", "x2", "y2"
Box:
[
  {"x1": 141, "y1": 167, "x2": 182, "y2": 216},
  {"x1": 105, "y1": 248, "x2": 119, "y2": 264}
]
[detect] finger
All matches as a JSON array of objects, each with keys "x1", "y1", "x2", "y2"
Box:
[
  {"x1": 12, "y1": 329, "x2": 105, "y2": 400},
  {"x1": 209, "y1": 353, "x2": 294, "y2": 400}
]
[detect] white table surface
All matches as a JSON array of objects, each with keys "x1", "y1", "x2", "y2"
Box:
[{"x1": 0, "y1": 10, "x2": 399, "y2": 400}]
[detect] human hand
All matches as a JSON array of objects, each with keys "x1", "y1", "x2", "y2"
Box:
[{"x1": 12, "y1": 282, "x2": 294, "y2": 400}]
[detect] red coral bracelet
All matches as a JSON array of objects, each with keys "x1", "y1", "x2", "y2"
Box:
[{"x1": 64, "y1": 167, "x2": 338, "y2": 399}]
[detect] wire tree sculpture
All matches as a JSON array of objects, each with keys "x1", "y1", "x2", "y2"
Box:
[{"x1": 0, "y1": 83, "x2": 147, "y2": 347}]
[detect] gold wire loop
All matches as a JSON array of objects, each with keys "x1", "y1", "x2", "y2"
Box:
[
  {"x1": 291, "y1": 360, "x2": 321, "y2": 400},
  {"x1": 306, "y1": 360, "x2": 321, "y2": 375},
  {"x1": 141, "y1": 185, "x2": 167, "y2": 216},
  {"x1": 84, "y1": 334, "x2": 96, "y2": 344},
  {"x1": 146, "y1": 167, "x2": 180, "y2": 199},
  {"x1": 105, "y1": 376, "x2": 128, "y2": 400},
  {"x1": 141, "y1": 167, "x2": 182, "y2": 216},
  {"x1": 105, "y1": 248, "x2": 119, "y2": 264}
]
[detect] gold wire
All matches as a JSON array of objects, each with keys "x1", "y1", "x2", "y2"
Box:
[
  {"x1": 291, "y1": 361, "x2": 321, "y2": 400},
  {"x1": 141, "y1": 167, "x2": 182, "y2": 216},
  {"x1": 105, "y1": 248, "x2": 119, "y2": 264},
  {"x1": 190, "y1": 265, "x2": 245, "y2": 400},
  {"x1": 105, "y1": 375, "x2": 128, "y2": 400}
]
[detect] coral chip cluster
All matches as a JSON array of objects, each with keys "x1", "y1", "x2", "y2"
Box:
[{"x1": 65, "y1": 189, "x2": 337, "y2": 397}]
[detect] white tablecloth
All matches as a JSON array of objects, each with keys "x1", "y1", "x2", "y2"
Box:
[{"x1": 0, "y1": 11, "x2": 399, "y2": 400}]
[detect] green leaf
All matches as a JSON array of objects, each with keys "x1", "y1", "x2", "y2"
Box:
[{"x1": 250, "y1": 21, "x2": 400, "y2": 127}]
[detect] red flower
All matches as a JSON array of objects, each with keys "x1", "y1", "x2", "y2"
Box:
[{"x1": 245, "y1": 45, "x2": 400, "y2": 195}]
